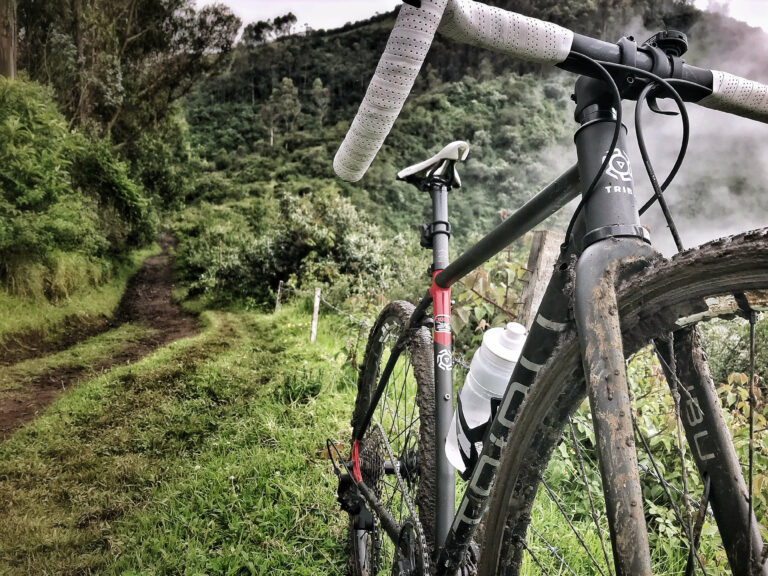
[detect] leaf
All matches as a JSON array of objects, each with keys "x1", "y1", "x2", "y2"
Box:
[{"x1": 728, "y1": 372, "x2": 748, "y2": 386}]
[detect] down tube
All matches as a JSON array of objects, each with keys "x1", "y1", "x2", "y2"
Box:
[{"x1": 430, "y1": 274, "x2": 455, "y2": 552}]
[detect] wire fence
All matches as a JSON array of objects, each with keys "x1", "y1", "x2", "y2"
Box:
[{"x1": 274, "y1": 282, "x2": 375, "y2": 391}]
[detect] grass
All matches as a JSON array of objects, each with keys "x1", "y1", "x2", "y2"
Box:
[
  {"x1": 0, "y1": 303, "x2": 360, "y2": 575},
  {"x1": 3, "y1": 292, "x2": 763, "y2": 575},
  {"x1": 0, "y1": 324, "x2": 153, "y2": 397},
  {"x1": 0, "y1": 245, "x2": 159, "y2": 349}
]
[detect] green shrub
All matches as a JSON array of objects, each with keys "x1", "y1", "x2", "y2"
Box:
[
  {"x1": 173, "y1": 180, "x2": 390, "y2": 305},
  {"x1": 0, "y1": 78, "x2": 152, "y2": 300},
  {"x1": 70, "y1": 135, "x2": 156, "y2": 250},
  {"x1": 125, "y1": 114, "x2": 192, "y2": 209}
]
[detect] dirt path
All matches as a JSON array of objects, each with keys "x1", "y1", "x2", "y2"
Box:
[{"x1": 0, "y1": 237, "x2": 198, "y2": 438}]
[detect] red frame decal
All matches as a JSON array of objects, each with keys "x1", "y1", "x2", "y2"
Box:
[
  {"x1": 351, "y1": 439, "x2": 363, "y2": 483},
  {"x1": 429, "y1": 271, "x2": 452, "y2": 346}
]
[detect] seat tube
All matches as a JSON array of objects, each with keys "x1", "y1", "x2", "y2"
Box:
[
  {"x1": 426, "y1": 179, "x2": 455, "y2": 551},
  {"x1": 572, "y1": 77, "x2": 655, "y2": 576}
]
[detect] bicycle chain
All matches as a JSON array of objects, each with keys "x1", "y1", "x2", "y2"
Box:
[{"x1": 372, "y1": 422, "x2": 430, "y2": 575}]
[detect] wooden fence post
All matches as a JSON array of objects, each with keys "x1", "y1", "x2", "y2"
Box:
[
  {"x1": 310, "y1": 287, "x2": 321, "y2": 343},
  {"x1": 518, "y1": 230, "x2": 564, "y2": 330},
  {"x1": 274, "y1": 280, "x2": 283, "y2": 313}
]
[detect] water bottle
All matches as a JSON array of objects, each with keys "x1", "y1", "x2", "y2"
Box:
[{"x1": 445, "y1": 322, "x2": 527, "y2": 479}]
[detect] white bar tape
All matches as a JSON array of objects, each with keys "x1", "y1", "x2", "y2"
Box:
[
  {"x1": 333, "y1": 0, "x2": 449, "y2": 182},
  {"x1": 438, "y1": 0, "x2": 573, "y2": 65},
  {"x1": 333, "y1": 0, "x2": 574, "y2": 182},
  {"x1": 699, "y1": 70, "x2": 768, "y2": 124}
]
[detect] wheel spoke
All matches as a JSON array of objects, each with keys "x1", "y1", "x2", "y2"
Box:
[
  {"x1": 529, "y1": 525, "x2": 579, "y2": 576},
  {"x1": 568, "y1": 418, "x2": 614, "y2": 576},
  {"x1": 684, "y1": 474, "x2": 711, "y2": 576},
  {"x1": 349, "y1": 302, "x2": 434, "y2": 576},
  {"x1": 663, "y1": 335, "x2": 697, "y2": 567},
  {"x1": 540, "y1": 478, "x2": 607, "y2": 576}
]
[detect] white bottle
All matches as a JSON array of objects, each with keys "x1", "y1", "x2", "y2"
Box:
[{"x1": 445, "y1": 322, "x2": 527, "y2": 478}]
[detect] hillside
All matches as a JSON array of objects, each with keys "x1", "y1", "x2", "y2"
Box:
[
  {"x1": 1, "y1": 1, "x2": 767, "y2": 574},
  {"x1": 180, "y1": 0, "x2": 768, "y2": 312}
]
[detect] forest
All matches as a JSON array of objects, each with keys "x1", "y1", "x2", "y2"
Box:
[{"x1": 0, "y1": 0, "x2": 766, "y2": 573}]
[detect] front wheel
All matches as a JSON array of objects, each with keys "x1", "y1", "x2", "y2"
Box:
[
  {"x1": 348, "y1": 301, "x2": 436, "y2": 575},
  {"x1": 479, "y1": 231, "x2": 768, "y2": 575}
]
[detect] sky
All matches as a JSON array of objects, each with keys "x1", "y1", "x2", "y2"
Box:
[{"x1": 195, "y1": 0, "x2": 768, "y2": 34}]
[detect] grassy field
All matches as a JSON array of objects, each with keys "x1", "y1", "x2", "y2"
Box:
[
  {"x1": 0, "y1": 303, "x2": 359, "y2": 575},
  {"x1": 1, "y1": 293, "x2": 765, "y2": 575}
]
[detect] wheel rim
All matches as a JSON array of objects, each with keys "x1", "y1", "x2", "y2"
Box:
[{"x1": 351, "y1": 303, "x2": 434, "y2": 576}]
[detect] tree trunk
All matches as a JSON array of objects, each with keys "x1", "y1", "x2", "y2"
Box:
[{"x1": 0, "y1": 0, "x2": 16, "y2": 79}]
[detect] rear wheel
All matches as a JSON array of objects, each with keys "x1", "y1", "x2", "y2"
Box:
[
  {"x1": 349, "y1": 301, "x2": 436, "y2": 575},
  {"x1": 479, "y1": 231, "x2": 768, "y2": 575}
]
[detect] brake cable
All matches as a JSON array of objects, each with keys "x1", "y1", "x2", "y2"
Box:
[
  {"x1": 562, "y1": 52, "x2": 624, "y2": 251},
  {"x1": 597, "y1": 61, "x2": 692, "y2": 253}
]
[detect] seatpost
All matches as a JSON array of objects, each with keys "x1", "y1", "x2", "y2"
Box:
[{"x1": 423, "y1": 174, "x2": 456, "y2": 552}]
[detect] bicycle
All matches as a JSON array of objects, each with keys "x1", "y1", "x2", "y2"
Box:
[{"x1": 327, "y1": 0, "x2": 768, "y2": 574}]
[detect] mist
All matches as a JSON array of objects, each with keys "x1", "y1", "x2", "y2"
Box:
[
  {"x1": 626, "y1": 14, "x2": 768, "y2": 256},
  {"x1": 533, "y1": 13, "x2": 768, "y2": 257}
]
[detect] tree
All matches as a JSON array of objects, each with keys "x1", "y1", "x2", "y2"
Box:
[
  {"x1": 310, "y1": 78, "x2": 329, "y2": 128},
  {"x1": 242, "y1": 20, "x2": 272, "y2": 48},
  {"x1": 0, "y1": 0, "x2": 15, "y2": 78},
  {"x1": 272, "y1": 13, "x2": 297, "y2": 38},
  {"x1": 260, "y1": 77, "x2": 301, "y2": 145},
  {"x1": 16, "y1": 0, "x2": 241, "y2": 143}
]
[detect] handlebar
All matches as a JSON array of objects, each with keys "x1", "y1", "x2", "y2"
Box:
[{"x1": 333, "y1": 0, "x2": 768, "y2": 182}]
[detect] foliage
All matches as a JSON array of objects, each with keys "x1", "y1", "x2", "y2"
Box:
[
  {"x1": 451, "y1": 238, "x2": 529, "y2": 355},
  {"x1": 69, "y1": 134, "x2": 156, "y2": 249},
  {"x1": 173, "y1": 178, "x2": 392, "y2": 306},
  {"x1": 17, "y1": 0, "x2": 241, "y2": 143},
  {"x1": 123, "y1": 111, "x2": 194, "y2": 208},
  {"x1": 242, "y1": 12, "x2": 298, "y2": 47},
  {"x1": 0, "y1": 78, "x2": 154, "y2": 299}
]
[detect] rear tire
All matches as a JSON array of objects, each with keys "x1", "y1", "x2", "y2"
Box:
[{"x1": 349, "y1": 301, "x2": 436, "y2": 575}]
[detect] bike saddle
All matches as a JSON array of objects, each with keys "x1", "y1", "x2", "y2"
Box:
[{"x1": 397, "y1": 141, "x2": 470, "y2": 188}]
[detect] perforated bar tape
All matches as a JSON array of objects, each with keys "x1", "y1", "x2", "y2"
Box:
[
  {"x1": 438, "y1": 0, "x2": 572, "y2": 64},
  {"x1": 333, "y1": 0, "x2": 574, "y2": 182},
  {"x1": 333, "y1": 0, "x2": 449, "y2": 182},
  {"x1": 698, "y1": 70, "x2": 768, "y2": 124}
]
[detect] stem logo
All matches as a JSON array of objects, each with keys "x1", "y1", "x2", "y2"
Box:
[
  {"x1": 602, "y1": 148, "x2": 633, "y2": 182},
  {"x1": 436, "y1": 349, "x2": 453, "y2": 371}
]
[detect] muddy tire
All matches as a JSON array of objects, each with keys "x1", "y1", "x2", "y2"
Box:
[
  {"x1": 479, "y1": 230, "x2": 768, "y2": 575},
  {"x1": 349, "y1": 301, "x2": 436, "y2": 575}
]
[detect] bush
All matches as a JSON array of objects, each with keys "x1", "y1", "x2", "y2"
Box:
[
  {"x1": 124, "y1": 113, "x2": 192, "y2": 209},
  {"x1": 173, "y1": 180, "x2": 390, "y2": 305},
  {"x1": 0, "y1": 78, "x2": 152, "y2": 299},
  {"x1": 70, "y1": 135, "x2": 156, "y2": 250}
]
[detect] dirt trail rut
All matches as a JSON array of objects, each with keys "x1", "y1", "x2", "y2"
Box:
[{"x1": 0, "y1": 238, "x2": 198, "y2": 438}]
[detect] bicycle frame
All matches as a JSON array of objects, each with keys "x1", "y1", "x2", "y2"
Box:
[{"x1": 349, "y1": 73, "x2": 767, "y2": 575}]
